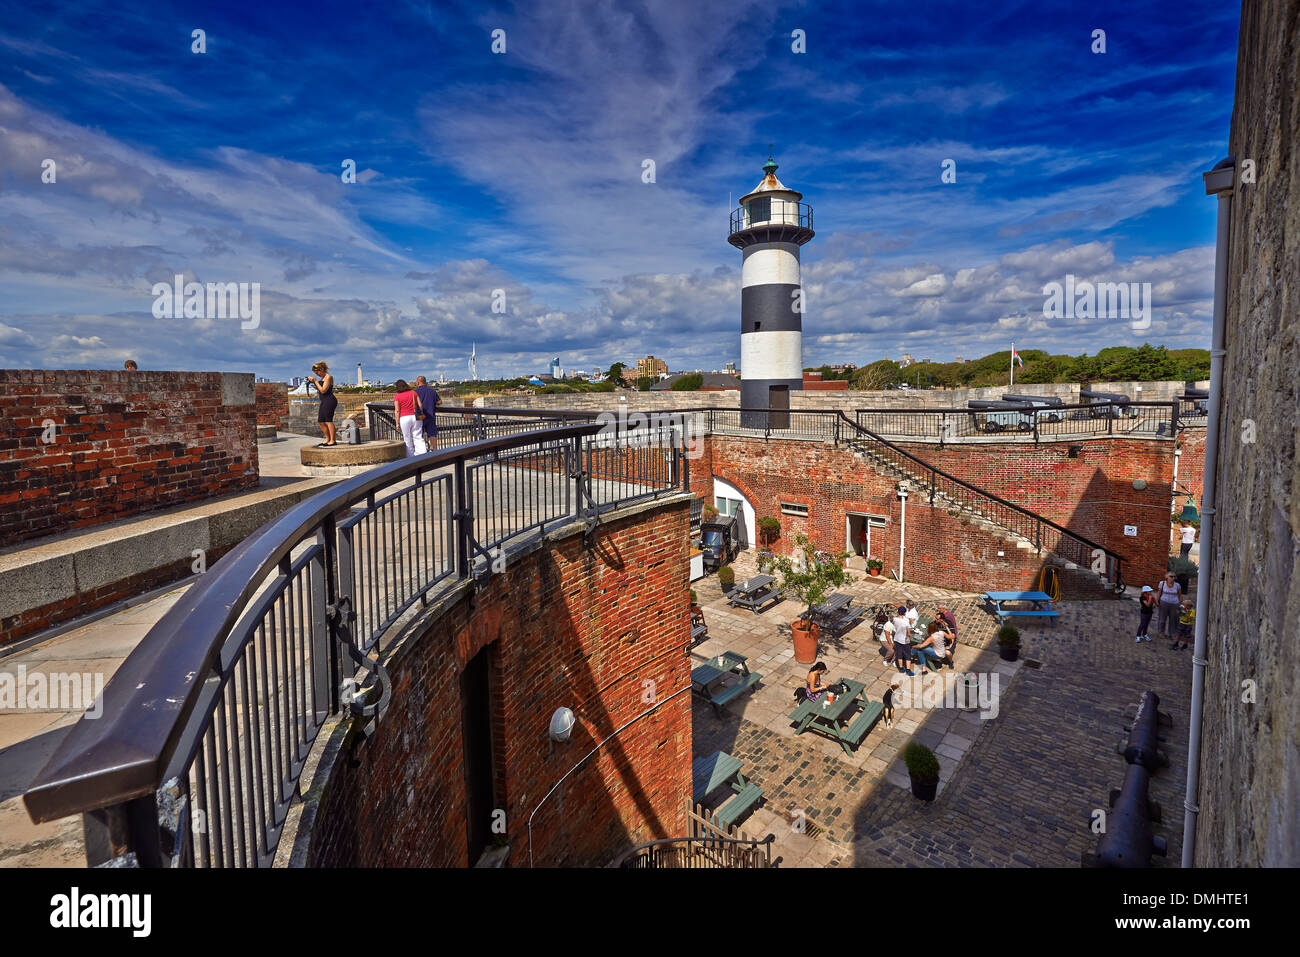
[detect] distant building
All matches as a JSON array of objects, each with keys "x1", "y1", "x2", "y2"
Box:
[
  {"x1": 899, "y1": 354, "x2": 915, "y2": 368},
  {"x1": 637, "y1": 355, "x2": 669, "y2": 378},
  {"x1": 952, "y1": 356, "x2": 965, "y2": 365},
  {"x1": 802, "y1": 371, "x2": 847, "y2": 391},
  {"x1": 550, "y1": 357, "x2": 562, "y2": 379}
]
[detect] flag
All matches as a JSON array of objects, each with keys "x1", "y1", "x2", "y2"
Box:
[{"x1": 1011, "y1": 347, "x2": 1024, "y2": 368}]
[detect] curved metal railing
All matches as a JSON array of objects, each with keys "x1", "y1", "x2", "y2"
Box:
[
  {"x1": 607, "y1": 834, "x2": 777, "y2": 868},
  {"x1": 23, "y1": 418, "x2": 690, "y2": 867}
]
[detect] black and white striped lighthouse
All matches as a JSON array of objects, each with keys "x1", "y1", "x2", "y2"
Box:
[{"x1": 728, "y1": 154, "x2": 814, "y2": 428}]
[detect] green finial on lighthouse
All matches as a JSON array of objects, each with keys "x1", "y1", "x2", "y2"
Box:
[{"x1": 763, "y1": 145, "x2": 778, "y2": 175}]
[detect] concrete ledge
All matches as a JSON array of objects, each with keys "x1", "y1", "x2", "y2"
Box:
[{"x1": 0, "y1": 477, "x2": 338, "y2": 647}]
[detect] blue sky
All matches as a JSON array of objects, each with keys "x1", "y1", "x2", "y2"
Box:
[{"x1": 0, "y1": 0, "x2": 1239, "y2": 381}]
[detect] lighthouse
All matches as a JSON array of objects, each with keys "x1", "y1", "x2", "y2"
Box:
[{"x1": 728, "y1": 153, "x2": 814, "y2": 428}]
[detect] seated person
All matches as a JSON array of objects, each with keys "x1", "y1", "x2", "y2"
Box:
[
  {"x1": 805, "y1": 661, "x2": 831, "y2": 701},
  {"x1": 911, "y1": 627, "x2": 948, "y2": 675},
  {"x1": 927, "y1": 618, "x2": 955, "y2": 667}
]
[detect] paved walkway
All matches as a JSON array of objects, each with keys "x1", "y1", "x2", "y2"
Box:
[
  {"x1": 0, "y1": 432, "x2": 321, "y2": 868},
  {"x1": 689, "y1": 551, "x2": 1193, "y2": 867}
]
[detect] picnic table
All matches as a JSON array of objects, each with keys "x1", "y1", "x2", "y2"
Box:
[
  {"x1": 692, "y1": 749, "x2": 764, "y2": 828},
  {"x1": 983, "y1": 591, "x2": 1060, "y2": 626},
  {"x1": 787, "y1": 677, "x2": 883, "y2": 756},
  {"x1": 726, "y1": 574, "x2": 783, "y2": 613},
  {"x1": 692, "y1": 651, "x2": 761, "y2": 717},
  {"x1": 804, "y1": 592, "x2": 867, "y2": 638}
]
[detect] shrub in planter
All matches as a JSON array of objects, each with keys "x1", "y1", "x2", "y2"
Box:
[
  {"x1": 717, "y1": 565, "x2": 735, "y2": 591},
  {"x1": 903, "y1": 742, "x2": 940, "y2": 800},
  {"x1": 866, "y1": 557, "x2": 883, "y2": 576},
  {"x1": 757, "y1": 515, "x2": 781, "y2": 544},
  {"x1": 996, "y1": 624, "x2": 1021, "y2": 662},
  {"x1": 774, "y1": 534, "x2": 852, "y2": 665}
]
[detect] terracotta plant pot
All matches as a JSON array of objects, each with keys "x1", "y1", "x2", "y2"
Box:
[
  {"x1": 868, "y1": 567, "x2": 881, "y2": 577},
  {"x1": 791, "y1": 618, "x2": 819, "y2": 665}
]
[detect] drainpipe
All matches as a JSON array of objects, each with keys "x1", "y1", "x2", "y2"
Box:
[
  {"x1": 896, "y1": 482, "x2": 909, "y2": 580},
  {"x1": 1182, "y1": 157, "x2": 1233, "y2": 867}
]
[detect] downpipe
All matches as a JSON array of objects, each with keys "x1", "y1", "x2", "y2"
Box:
[{"x1": 1182, "y1": 157, "x2": 1233, "y2": 867}]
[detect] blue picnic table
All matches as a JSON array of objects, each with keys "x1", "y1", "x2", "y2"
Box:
[{"x1": 982, "y1": 590, "x2": 1059, "y2": 626}]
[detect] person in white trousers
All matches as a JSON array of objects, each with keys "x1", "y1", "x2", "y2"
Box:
[{"x1": 393, "y1": 379, "x2": 427, "y2": 456}]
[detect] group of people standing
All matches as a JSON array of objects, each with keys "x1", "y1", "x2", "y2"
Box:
[
  {"x1": 1136, "y1": 573, "x2": 1194, "y2": 650},
  {"x1": 871, "y1": 601, "x2": 958, "y2": 677},
  {"x1": 305, "y1": 362, "x2": 441, "y2": 456}
]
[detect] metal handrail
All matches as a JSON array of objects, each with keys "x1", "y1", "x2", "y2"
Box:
[
  {"x1": 607, "y1": 833, "x2": 777, "y2": 868},
  {"x1": 728, "y1": 202, "x2": 814, "y2": 235},
  {"x1": 23, "y1": 418, "x2": 689, "y2": 865},
  {"x1": 836, "y1": 411, "x2": 1125, "y2": 587}
]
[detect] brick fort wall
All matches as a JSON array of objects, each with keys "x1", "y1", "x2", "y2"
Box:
[
  {"x1": 0, "y1": 369, "x2": 259, "y2": 547},
  {"x1": 307, "y1": 497, "x2": 694, "y2": 867}
]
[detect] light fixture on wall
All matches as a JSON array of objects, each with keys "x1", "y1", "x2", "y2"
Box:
[
  {"x1": 1068, "y1": 444, "x2": 1083, "y2": 458},
  {"x1": 549, "y1": 707, "x2": 575, "y2": 745}
]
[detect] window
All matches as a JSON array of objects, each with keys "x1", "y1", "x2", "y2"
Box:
[
  {"x1": 780, "y1": 502, "x2": 809, "y2": 517},
  {"x1": 715, "y1": 496, "x2": 742, "y2": 517},
  {"x1": 747, "y1": 197, "x2": 770, "y2": 224}
]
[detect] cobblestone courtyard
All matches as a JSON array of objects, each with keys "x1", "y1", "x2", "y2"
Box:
[{"x1": 690, "y1": 554, "x2": 1194, "y2": 867}]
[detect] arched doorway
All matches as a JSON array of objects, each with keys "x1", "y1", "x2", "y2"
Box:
[{"x1": 711, "y1": 477, "x2": 755, "y2": 550}]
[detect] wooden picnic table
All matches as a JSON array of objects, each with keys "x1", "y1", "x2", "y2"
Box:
[
  {"x1": 692, "y1": 750, "x2": 765, "y2": 828},
  {"x1": 787, "y1": 677, "x2": 883, "y2": 756},
  {"x1": 803, "y1": 592, "x2": 865, "y2": 638},
  {"x1": 983, "y1": 590, "x2": 1060, "y2": 626},
  {"x1": 691, "y1": 652, "x2": 761, "y2": 717},
  {"x1": 811, "y1": 592, "x2": 852, "y2": 619},
  {"x1": 727, "y1": 574, "x2": 782, "y2": 613}
]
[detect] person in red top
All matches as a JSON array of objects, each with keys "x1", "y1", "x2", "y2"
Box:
[{"x1": 393, "y1": 379, "x2": 427, "y2": 456}]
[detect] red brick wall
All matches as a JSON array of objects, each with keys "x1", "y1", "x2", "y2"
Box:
[
  {"x1": 696, "y1": 433, "x2": 1173, "y2": 594},
  {"x1": 0, "y1": 369, "x2": 259, "y2": 546},
  {"x1": 254, "y1": 382, "x2": 289, "y2": 429},
  {"x1": 308, "y1": 498, "x2": 693, "y2": 867}
]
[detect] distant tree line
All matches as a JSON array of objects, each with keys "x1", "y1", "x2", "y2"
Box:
[{"x1": 844, "y1": 345, "x2": 1210, "y2": 391}]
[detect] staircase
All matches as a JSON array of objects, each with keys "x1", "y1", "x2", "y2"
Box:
[{"x1": 837, "y1": 413, "x2": 1124, "y2": 595}]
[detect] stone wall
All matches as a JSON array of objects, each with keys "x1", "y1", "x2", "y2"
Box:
[
  {"x1": 1196, "y1": 0, "x2": 1300, "y2": 867},
  {"x1": 0, "y1": 369, "x2": 259, "y2": 547},
  {"x1": 473, "y1": 380, "x2": 1206, "y2": 414},
  {"x1": 305, "y1": 497, "x2": 694, "y2": 867}
]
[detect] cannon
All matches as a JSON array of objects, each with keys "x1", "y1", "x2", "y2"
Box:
[
  {"x1": 1117, "y1": 690, "x2": 1172, "y2": 772},
  {"x1": 1089, "y1": 762, "x2": 1168, "y2": 867}
]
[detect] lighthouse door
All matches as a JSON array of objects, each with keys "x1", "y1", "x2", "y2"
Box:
[{"x1": 768, "y1": 385, "x2": 790, "y2": 429}]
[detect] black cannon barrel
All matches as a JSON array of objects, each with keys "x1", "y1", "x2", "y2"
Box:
[
  {"x1": 1079, "y1": 389, "x2": 1131, "y2": 404},
  {"x1": 1123, "y1": 690, "x2": 1167, "y2": 772},
  {"x1": 1002, "y1": 393, "x2": 1064, "y2": 405},
  {"x1": 1096, "y1": 762, "x2": 1168, "y2": 867}
]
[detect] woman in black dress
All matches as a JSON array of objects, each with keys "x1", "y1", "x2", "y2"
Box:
[{"x1": 308, "y1": 362, "x2": 337, "y2": 446}]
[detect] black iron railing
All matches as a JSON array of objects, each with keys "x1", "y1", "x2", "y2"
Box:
[
  {"x1": 837, "y1": 412, "x2": 1126, "y2": 590},
  {"x1": 728, "y1": 201, "x2": 814, "y2": 236},
  {"x1": 608, "y1": 834, "x2": 777, "y2": 868},
  {"x1": 23, "y1": 419, "x2": 690, "y2": 867},
  {"x1": 854, "y1": 401, "x2": 1180, "y2": 445}
]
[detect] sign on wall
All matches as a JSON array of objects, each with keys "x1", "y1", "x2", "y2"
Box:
[{"x1": 1123, "y1": 525, "x2": 1138, "y2": 537}]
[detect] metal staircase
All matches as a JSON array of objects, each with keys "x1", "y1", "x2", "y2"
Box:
[{"x1": 835, "y1": 413, "x2": 1126, "y2": 594}]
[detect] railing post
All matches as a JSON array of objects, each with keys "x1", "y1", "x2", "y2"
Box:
[
  {"x1": 313, "y1": 516, "x2": 338, "y2": 718},
  {"x1": 454, "y1": 456, "x2": 471, "y2": 578},
  {"x1": 1170, "y1": 400, "x2": 1179, "y2": 435},
  {"x1": 1033, "y1": 410, "x2": 1039, "y2": 445},
  {"x1": 929, "y1": 467, "x2": 936, "y2": 506}
]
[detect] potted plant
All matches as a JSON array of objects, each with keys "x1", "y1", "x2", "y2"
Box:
[
  {"x1": 702, "y1": 504, "x2": 719, "y2": 522},
  {"x1": 1168, "y1": 556, "x2": 1197, "y2": 592},
  {"x1": 689, "y1": 588, "x2": 700, "y2": 613},
  {"x1": 756, "y1": 550, "x2": 776, "y2": 574},
  {"x1": 866, "y1": 557, "x2": 884, "y2": 577},
  {"x1": 757, "y1": 515, "x2": 781, "y2": 546},
  {"x1": 773, "y1": 533, "x2": 853, "y2": 664},
  {"x1": 903, "y1": 742, "x2": 940, "y2": 801},
  {"x1": 996, "y1": 624, "x2": 1021, "y2": 662},
  {"x1": 717, "y1": 565, "x2": 735, "y2": 593}
]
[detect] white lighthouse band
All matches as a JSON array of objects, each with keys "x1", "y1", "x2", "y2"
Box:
[{"x1": 728, "y1": 155, "x2": 814, "y2": 427}]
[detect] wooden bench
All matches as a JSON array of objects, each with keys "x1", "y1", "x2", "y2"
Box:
[
  {"x1": 842, "y1": 701, "x2": 885, "y2": 746},
  {"x1": 708, "y1": 671, "x2": 761, "y2": 716},
  {"x1": 713, "y1": 782, "x2": 764, "y2": 829}
]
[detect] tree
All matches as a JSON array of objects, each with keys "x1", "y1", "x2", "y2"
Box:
[
  {"x1": 852, "y1": 359, "x2": 902, "y2": 390},
  {"x1": 606, "y1": 362, "x2": 627, "y2": 387},
  {"x1": 671, "y1": 373, "x2": 703, "y2": 391},
  {"x1": 635, "y1": 375, "x2": 654, "y2": 391}
]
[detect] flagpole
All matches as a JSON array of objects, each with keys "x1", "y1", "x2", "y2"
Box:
[{"x1": 1010, "y1": 342, "x2": 1015, "y2": 388}]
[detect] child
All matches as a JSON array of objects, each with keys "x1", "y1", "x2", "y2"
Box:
[
  {"x1": 1173, "y1": 600, "x2": 1195, "y2": 651},
  {"x1": 1136, "y1": 585, "x2": 1157, "y2": 642},
  {"x1": 882, "y1": 681, "x2": 899, "y2": 729},
  {"x1": 878, "y1": 614, "x2": 895, "y2": 664}
]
